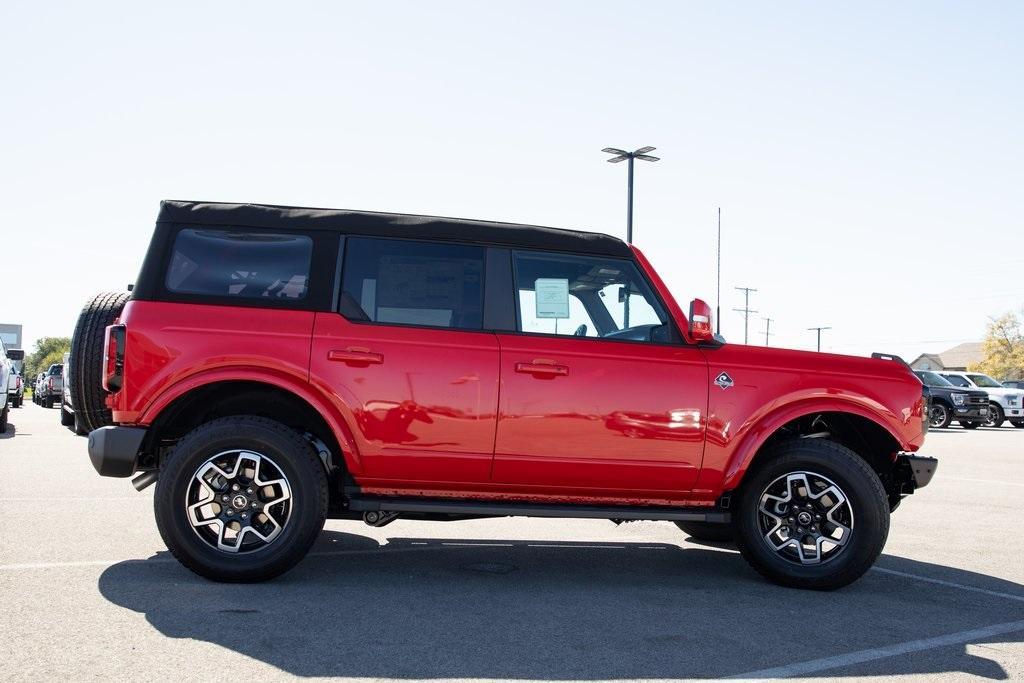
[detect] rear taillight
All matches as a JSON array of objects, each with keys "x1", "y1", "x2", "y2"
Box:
[{"x1": 103, "y1": 324, "x2": 126, "y2": 392}]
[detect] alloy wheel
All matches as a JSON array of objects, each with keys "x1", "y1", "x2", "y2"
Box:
[
  {"x1": 757, "y1": 470, "x2": 854, "y2": 565},
  {"x1": 928, "y1": 404, "x2": 949, "y2": 428},
  {"x1": 185, "y1": 449, "x2": 293, "y2": 553}
]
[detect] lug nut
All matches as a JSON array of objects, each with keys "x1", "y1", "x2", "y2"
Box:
[
  {"x1": 241, "y1": 513, "x2": 247, "y2": 519},
  {"x1": 232, "y1": 484, "x2": 240, "y2": 491},
  {"x1": 226, "y1": 510, "x2": 234, "y2": 516},
  {"x1": 251, "y1": 502, "x2": 258, "y2": 509},
  {"x1": 246, "y1": 488, "x2": 253, "y2": 494},
  {"x1": 222, "y1": 495, "x2": 229, "y2": 502}
]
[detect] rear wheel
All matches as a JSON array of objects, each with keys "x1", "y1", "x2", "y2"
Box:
[
  {"x1": 675, "y1": 520, "x2": 735, "y2": 543},
  {"x1": 960, "y1": 421, "x2": 981, "y2": 430},
  {"x1": 155, "y1": 416, "x2": 328, "y2": 582},
  {"x1": 69, "y1": 291, "x2": 130, "y2": 433},
  {"x1": 985, "y1": 404, "x2": 1005, "y2": 428},
  {"x1": 734, "y1": 439, "x2": 889, "y2": 590},
  {"x1": 928, "y1": 402, "x2": 952, "y2": 429}
]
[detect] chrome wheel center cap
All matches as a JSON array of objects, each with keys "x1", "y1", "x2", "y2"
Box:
[
  {"x1": 231, "y1": 494, "x2": 249, "y2": 510},
  {"x1": 797, "y1": 511, "x2": 813, "y2": 526}
]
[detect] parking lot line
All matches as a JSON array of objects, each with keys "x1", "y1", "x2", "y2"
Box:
[
  {"x1": 874, "y1": 566, "x2": 1024, "y2": 604},
  {"x1": 729, "y1": 618, "x2": 1024, "y2": 680},
  {"x1": 940, "y1": 477, "x2": 1024, "y2": 488}
]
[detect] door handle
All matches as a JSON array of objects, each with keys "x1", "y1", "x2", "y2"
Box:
[
  {"x1": 515, "y1": 360, "x2": 569, "y2": 377},
  {"x1": 328, "y1": 347, "x2": 383, "y2": 365}
]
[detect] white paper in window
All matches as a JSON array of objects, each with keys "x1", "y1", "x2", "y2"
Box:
[{"x1": 535, "y1": 278, "x2": 570, "y2": 319}]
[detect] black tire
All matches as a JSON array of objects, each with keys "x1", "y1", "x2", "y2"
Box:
[
  {"x1": 675, "y1": 520, "x2": 735, "y2": 543},
  {"x1": 1012, "y1": 420, "x2": 1024, "y2": 429},
  {"x1": 928, "y1": 402, "x2": 952, "y2": 429},
  {"x1": 734, "y1": 439, "x2": 889, "y2": 591},
  {"x1": 43, "y1": 396, "x2": 52, "y2": 409},
  {"x1": 60, "y1": 403, "x2": 75, "y2": 426},
  {"x1": 960, "y1": 421, "x2": 981, "y2": 430},
  {"x1": 0, "y1": 405, "x2": 7, "y2": 433},
  {"x1": 985, "y1": 403, "x2": 1005, "y2": 429},
  {"x1": 155, "y1": 416, "x2": 328, "y2": 582},
  {"x1": 69, "y1": 291, "x2": 130, "y2": 433},
  {"x1": 73, "y1": 411, "x2": 88, "y2": 436}
]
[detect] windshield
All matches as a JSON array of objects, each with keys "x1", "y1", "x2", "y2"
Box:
[
  {"x1": 916, "y1": 371, "x2": 953, "y2": 387},
  {"x1": 941, "y1": 374, "x2": 971, "y2": 388},
  {"x1": 967, "y1": 374, "x2": 1003, "y2": 388}
]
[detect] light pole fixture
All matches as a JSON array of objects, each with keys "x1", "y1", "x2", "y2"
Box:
[{"x1": 601, "y1": 146, "x2": 660, "y2": 244}]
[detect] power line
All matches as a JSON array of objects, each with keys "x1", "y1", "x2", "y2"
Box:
[{"x1": 733, "y1": 287, "x2": 758, "y2": 344}]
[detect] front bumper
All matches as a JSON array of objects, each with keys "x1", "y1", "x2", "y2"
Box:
[
  {"x1": 88, "y1": 426, "x2": 146, "y2": 478},
  {"x1": 896, "y1": 453, "x2": 938, "y2": 492},
  {"x1": 1002, "y1": 406, "x2": 1024, "y2": 418},
  {"x1": 953, "y1": 405, "x2": 989, "y2": 420}
]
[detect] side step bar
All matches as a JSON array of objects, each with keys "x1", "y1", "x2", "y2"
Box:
[{"x1": 347, "y1": 496, "x2": 730, "y2": 524}]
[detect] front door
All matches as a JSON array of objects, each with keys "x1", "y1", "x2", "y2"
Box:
[
  {"x1": 310, "y1": 237, "x2": 500, "y2": 487},
  {"x1": 493, "y1": 250, "x2": 708, "y2": 496}
]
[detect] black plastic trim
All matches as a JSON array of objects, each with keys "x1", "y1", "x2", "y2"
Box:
[
  {"x1": 88, "y1": 426, "x2": 147, "y2": 478},
  {"x1": 347, "y1": 496, "x2": 730, "y2": 523}
]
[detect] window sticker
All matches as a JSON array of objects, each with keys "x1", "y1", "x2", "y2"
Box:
[{"x1": 535, "y1": 278, "x2": 570, "y2": 319}]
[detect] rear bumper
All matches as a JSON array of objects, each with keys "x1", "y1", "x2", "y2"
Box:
[{"x1": 87, "y1": 426, "x2": 146, "y2": 478}]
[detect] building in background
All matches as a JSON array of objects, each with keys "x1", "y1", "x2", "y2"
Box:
[
  {"x1": 910, "y1": 342, "x2": 983, "y2": 371},
  {"x1": 0, "y1": 323, "x2": 22, "y2": 349}
]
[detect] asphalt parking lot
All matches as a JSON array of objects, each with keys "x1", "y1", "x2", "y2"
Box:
[{"x1": 1, "y1": 402, "x2": 1023, "y2": 681}]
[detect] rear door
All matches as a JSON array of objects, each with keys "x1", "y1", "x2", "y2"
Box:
[
  {"x1": 310, "y1": 237, "x2": 500, "y2": 488},
  {"x1": 492, "y1": 249, "x2": 709, "y2": 496}
]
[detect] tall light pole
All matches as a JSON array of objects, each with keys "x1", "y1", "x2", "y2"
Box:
[
  {"x1": 808, "y1": 326, "x2": 831, "y2": 352},
  {"x1": 601, "y1": 146, "x2": 660, "y2": 244},
  {"x1": 733, "y1": 286, "x2": 758, "y2": 345}
]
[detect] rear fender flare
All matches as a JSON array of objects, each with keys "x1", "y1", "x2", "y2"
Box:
[{"x1": 137, "y1": 368, "x2": 364, "y2": 473}]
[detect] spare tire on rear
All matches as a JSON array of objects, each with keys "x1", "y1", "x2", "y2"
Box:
[{"x1": 69, "y1": 291, "x2": 130, "y2": 433}]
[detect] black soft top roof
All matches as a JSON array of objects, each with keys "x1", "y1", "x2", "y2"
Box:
[{"x1": 158, "y1": 200, "x2": 632, "y2": 258}]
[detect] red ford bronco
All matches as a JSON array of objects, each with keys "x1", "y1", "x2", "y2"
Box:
[{"x1": 80, "y1": 200, "x2": 935, "y2": 589}]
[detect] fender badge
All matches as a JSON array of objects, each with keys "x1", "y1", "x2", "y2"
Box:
[{"x1": 714, "y1": 372, "x2": 734, "y2": 390}]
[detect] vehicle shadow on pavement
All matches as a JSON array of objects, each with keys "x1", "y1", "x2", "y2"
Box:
[{"x1": 98, "y1": 530, "x2": 1024, "y2": 679}]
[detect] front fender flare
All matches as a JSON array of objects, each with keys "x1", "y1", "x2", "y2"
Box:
[{"x1": 719, "y1": 398, "x2": 912, "y2": 492}]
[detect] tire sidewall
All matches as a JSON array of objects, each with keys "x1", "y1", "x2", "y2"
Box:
[
  {"x1": 155, "y1": 419, "x2": 327, "y2": 581},
  {"x1": 735, "y1": 442, "x2": 889, "y2": 589}
]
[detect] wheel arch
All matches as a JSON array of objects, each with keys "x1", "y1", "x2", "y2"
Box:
[
  {"x1": 139, "y1": 373, "x2": 362, "y2": 475},
  {"x1": 722, "y1": 401, "x2": 908, "y2": 503}
]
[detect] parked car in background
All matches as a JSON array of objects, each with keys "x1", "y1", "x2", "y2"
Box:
[
  {"x1": 36, "y1": 363, "x2": 64, "y2": 408},
  {"x1": 1002, "y1": 379, "x2": 1024, "y2": 390},
  {"x1": 938, "y1": 371, "x2": 1024, "y2": 428},
  {"x1": 914, "y1": 370, "x2": 988, "y2": 429},
  {"x1": 32, "y1": 372, "x2": 45, "y2": 403},
  {"x1": 0, "y1": 339, "x2": 11, "y2": 431},
  {"x1": 8, "y1": 370, "x2": 24, "y2": 409}
]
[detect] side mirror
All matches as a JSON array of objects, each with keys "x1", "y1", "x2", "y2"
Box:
[{"x1": 688, "y1": 298, "x2": 715, "y2": 343}]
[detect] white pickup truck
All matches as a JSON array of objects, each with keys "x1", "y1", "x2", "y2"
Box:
[{"x1": 939, "y1": 371, "x2": 1024, "y2": 428}]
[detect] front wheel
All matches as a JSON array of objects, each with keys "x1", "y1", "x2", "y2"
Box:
[
  {"x1": 985, "y1": 404, "x2": 1005, "y2": 428},
  {"x1": 154, "y1": 416, "x2": 328, "y2": 582},
  {"x1": 928, "y1": 403, "x2": 952, "y2": 429},
  {"x1": 734, "y1": 439, "x2": 889, "y2": 590}
]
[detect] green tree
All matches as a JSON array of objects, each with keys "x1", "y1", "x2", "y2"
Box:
[
  {"x1": 970, "y1": 311, "x2": 1024, "y2": 381},
  {"x1": 24, "y1": 336, "x2": 71, "y2": 382}
]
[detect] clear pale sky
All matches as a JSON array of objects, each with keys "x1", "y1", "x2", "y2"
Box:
[{"x1": 2, "y1": 2, "x2": 1021, "y2": 360}]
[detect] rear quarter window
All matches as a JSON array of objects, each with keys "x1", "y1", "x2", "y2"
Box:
[{"x1": 165, "y1": 229, "x2": 313, "y2": 301}]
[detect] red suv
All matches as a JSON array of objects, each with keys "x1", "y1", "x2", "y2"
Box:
[{"x1": 82, "y1": 200, "x2": 935, "y2": 589}]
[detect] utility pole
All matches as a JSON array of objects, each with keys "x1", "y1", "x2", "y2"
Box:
[
  {"x1": 807, "y1": 326, "x2": 831, "y2": 352},
  {"x1": 762, "y1": 317, "x2": 773, "y2": 346},
  {"x1": 733, "y1": 287, "x2": 758, "y2": 345},
  {"x1": 716, "y1": 208, "x2": 721, "y2": 336}
]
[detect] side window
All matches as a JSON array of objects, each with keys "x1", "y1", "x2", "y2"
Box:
[
  {"x1": 340, "y1": 237, "x2": 485, "y2": 330},
  {"x1": 166, "y1": 229, "x2": 313, "y2": 301},
  {"x1": 512, "y1": 251, "x2": 671, "y2": 342}
]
